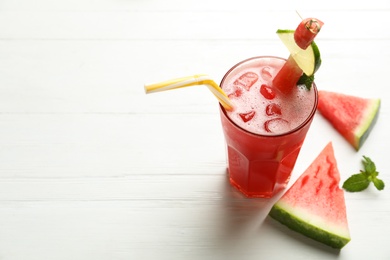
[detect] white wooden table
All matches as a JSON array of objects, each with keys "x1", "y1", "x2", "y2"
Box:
[{"x1": 0, "y1": 1, "x2": 389, "y2": 259}]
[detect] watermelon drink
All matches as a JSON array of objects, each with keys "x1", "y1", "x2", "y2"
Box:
[
  {"x1": 144, "y1": 17, "x2": 322, "y2": 199},
  {"x1": 219, "y1": 56, "x2": 318, "y2": 198}
]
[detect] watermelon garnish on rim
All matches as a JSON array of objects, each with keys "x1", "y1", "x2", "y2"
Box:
[
  {"x1": 318, "y1": 90, "x2": 381, "y2": 151},
  {"x1": 269, "y1": 142, "x2": 351, "y2": 249},
  {"x1": 273, "y1": 18, "x2": 323, "y2": 94},
  {"x1": 294, "y1": 18, "x2": 324, "y2": 50}
]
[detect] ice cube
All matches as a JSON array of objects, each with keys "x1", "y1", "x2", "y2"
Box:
[
  {"x1": 265, "y1": 103, "x2": 282, "y2": 116},
  {"x1": 239, "y1": 110, "x2": 256, "y2": 123},
  {"x1": 234, "y1": 72, "x2": 258, "y2": 91},
  {"x1": 260, "y1": 84, "x2": 276, "y2": 100},
  {"x1": 227, "y1": 86, "x2": 243, "y2": 98},
  {"x1": 261, "y1": 66, "x2": 273, "y2": 80},
  {"x1": 264, "y1": 118, "x2": 290, "y2": 133}
]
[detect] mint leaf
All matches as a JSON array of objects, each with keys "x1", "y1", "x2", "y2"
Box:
[
  {"x1": 372, "y1": 178, "x2": 385, "y2": 190},
  {"x1": 362, "y1": 156, "x2": 376, "y2": 174},
  {"x1": 297, "y1": 73, "x2": 314, "y2": 90},
  {"x1": 343, "y1": 156, "x2": 385, "y2": 192},
  {"x1": 342, "y1": 173, "x2": 370, "y2": 192}
]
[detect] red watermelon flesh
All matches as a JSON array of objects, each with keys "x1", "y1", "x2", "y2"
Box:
[
  {"x1": 269, "y1": 142, "x2": 351, "y2": 249},
  {"x1": 317, "y1": 90, "x2": 380, "y2": 151},
  {"x1": 272, "y1": 56, "x2": 303, "y2": 94},
  {"x1": 294, "y1": 18, "x2": 324, "y2": 49}
]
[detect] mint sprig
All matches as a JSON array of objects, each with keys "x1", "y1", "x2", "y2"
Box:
[
  {"x1": 297, "y1": 73, "x2": 314, "y2": 90},
  {"x1": 342, "y1": 156, "x2": 385, "y2": 192}
]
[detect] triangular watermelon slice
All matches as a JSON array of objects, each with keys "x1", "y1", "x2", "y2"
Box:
[
  {"x1": 317, "y1": 90, "x2": 380, "y2": 151},
  {"x1": 269, "y1": 142, "x2": 351, "y2": 249}
]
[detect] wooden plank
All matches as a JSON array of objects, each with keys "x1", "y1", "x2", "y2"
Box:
[
  {"x1": 0, "y1": 114, "x2": 227, "y2": 177},
  {"x1": 1, "y1": 0, "x2": 389, "y2": 11},
  {"x1": 0, "y1": 11, "x2": 389, "y2": 40},
  {"x1": 0, "y1": 40, "x2": 389, "y2": 114}
]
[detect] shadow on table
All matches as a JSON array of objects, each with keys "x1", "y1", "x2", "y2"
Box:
[
  {"x1": 209, "y1": 171, "x2": 340, "y2": 257},
  {"x1": 212, "y1": 171, "x2": 277, "y2": 239}
]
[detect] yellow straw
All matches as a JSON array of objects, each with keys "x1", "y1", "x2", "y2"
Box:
[{"x1": 144, "y1": 74, "x2": 234, "y2": 111}]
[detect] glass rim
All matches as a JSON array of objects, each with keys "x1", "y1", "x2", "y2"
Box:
[{"x1": 219, "y1": 56, "x2": 319, "y2": 138}]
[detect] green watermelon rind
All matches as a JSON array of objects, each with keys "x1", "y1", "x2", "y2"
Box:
[
  {"x1": 269, "y1": 203, "x2": 351, "y2": 249},
  {"x1": 353, "y1": 98, "x2": 381, "y2": 150}
]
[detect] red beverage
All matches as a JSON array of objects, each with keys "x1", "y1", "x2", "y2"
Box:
[{"x1": 220, "y1": 56, "x2": 318, "y2": 198}]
